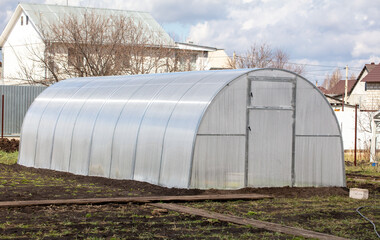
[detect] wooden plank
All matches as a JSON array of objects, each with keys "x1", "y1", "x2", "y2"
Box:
[
  {"x1": 0, "y1": 194, "x2": 271, "y2": 208},
  {"x1": 150, "y1": 203, "x2": 348, "y2": 240}
]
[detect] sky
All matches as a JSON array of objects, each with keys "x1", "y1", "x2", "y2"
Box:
[{"x1": 1, "y1": 0, "x2": 380, "y2": 84}]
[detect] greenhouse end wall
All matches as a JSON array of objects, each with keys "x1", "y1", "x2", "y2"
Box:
[{"x1": 18, "y1": 69, "x2": 346, "y2": 189}]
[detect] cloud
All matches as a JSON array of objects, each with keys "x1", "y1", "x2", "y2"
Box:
[
  {"x1": 351, "y1": 31, "x2": 380, "y2": 58},
  {"x1": 1, "y1": 0, "x2": 380, "y2": 83},
  {"x1": 147, "y1": 0, "x2": 228, "y2": 23},
  {"x1": 188, "y1": 0, "x2": 380, "y2": 63}
]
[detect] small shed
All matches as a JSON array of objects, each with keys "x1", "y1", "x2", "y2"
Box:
[{"x1": 18, "y1": 69, "x2": 346, "y2": 189}]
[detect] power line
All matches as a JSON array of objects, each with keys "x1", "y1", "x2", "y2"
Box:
[
  {"x1": 287, "y1": 61, "x2": 363, "y2": 69},
  {"x1": 225, "y1": 55, "x2": 364, "y2": 69}
]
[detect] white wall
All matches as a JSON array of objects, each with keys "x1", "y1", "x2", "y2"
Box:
[
  {"x1": 348, "y1": 68, "x2": 380, "y2": 110},
  {"x1": 3, "y1": 12, "x2": 45, "y2": 85},
  {"x1": 348, "y1": 70, "x2": 367, "y2": 106},
  {"x1": 207, "y1": 50, "x2": 230, "y2": 70},
  {"x1": 335, "y1": 108, "x2": 378, "y2": 150}
]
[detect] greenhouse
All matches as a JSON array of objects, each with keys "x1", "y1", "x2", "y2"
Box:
[{"x1": 18, "y1": 69, "x2": 346, "y2": 189}]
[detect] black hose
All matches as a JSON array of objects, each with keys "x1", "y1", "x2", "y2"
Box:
[{"x1": 356, "y1": 206, "x2": 380, "y2": 239}]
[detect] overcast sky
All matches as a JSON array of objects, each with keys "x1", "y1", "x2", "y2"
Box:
[{"x1": 1, "y1": 0, "x2": 380, "y2": 83}]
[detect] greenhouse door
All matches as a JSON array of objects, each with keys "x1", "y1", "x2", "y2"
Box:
[{"x1": 247, "y1": 76, "x2": 296, "y2": 187}]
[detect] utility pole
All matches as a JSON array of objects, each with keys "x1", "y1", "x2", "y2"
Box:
[
  {"x1": 233, "y1": 52, "x2": 236, "y2": 69},
  {"x1": 344, "y1": 65, "x2": 348, "y2": 104}
]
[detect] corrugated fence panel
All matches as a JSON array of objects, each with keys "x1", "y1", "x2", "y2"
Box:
[{"x1": 0, "y1": 85, "x2": 47, "y2": 136}]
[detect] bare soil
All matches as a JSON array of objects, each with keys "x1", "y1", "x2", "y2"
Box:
[
  {"x1": 0, "y1": 163, "x2": 349, "y2": 201},
  {"x1": 0, "y1": 138, "x2": 19, "y2": 152},
  {"x1": 0, "y1": 163, "x2": 309, "y2": 239},
  {"x1": 1, "y1": 162, "x2": 378, "y2": 239},
  {"x1": 0, "y1": 203, "x2": 297, "y2": 239}
]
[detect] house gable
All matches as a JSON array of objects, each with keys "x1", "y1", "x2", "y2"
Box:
[
  {"x1": 348, "y1": 63, "x2": 380, "y2": 109},
  {"x1": 1, "y1": 5, "x2": 45, "y2": 85},
  {"x1": 362, "y1": 64, "x2": 380, "y2": 83}
]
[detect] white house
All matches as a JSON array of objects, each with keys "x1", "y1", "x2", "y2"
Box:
[
  {"x1": 324, "y1": 63, "x2": 380, "y2": 151},
  {"x1": 0, "y1": 3, "x2": 231, "y2": 85},
  {"x1": 175, "y1": 42, "x2": 231, "y2": 70},
  {"x1": 348, "y1": 63, "x2": 380, "y2": 110}
]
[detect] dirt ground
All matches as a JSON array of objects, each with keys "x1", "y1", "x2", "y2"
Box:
[
  {"x1": 0, "y1": 163, "x2": 313, "y2": 239},
  {"x1": 0, "y1": 163, "x2": 349, "y2": 201},
  {"x1": 0, "y1": 162, "x2": 379, "y2": 239},
  {"x1": 0, "y1": 202, "x2": 304, "y2": 239},
  {"x1": 0, "y1": 138, "x2": 19, "y2": 153}
]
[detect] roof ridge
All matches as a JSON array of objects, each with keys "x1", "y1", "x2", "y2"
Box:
[
  {"x1": 362, "y1": 64, "x2": 380, "y2": 83},
  {"x1": 20, "y1": 2, "x2": 149, "y2": 14}
]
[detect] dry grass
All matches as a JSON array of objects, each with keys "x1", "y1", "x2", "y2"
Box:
[{"x1": 0, "y1": 150, "x2": 18, "y2": 165}]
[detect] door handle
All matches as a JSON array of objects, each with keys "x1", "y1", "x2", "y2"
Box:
[{"x1": 248, "y1": 126, "x2": 251, "y2": 131}]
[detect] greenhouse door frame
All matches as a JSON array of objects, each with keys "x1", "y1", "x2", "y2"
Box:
[{"x1": 245, "y1": 76, "x2": 297, "y2": 187}]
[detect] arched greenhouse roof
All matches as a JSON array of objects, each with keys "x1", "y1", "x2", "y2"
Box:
[{"x1": 18, "y1": 69, "x2": 346, "y2": 189}]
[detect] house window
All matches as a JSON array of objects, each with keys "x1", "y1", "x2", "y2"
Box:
[
  {"x1": 203, "y1": 51, "x2": 208, "y2": 58},
  {"x1": 21, "y1": 16, "x2": 23, "y2": 26},
  {"x1": 366, "y1": 82, "x2": 380, "y2": 90},
  {"x1": 26, "y1": 16, "x2": 29, "y2": 25},
  {"x1": 191, "y1": 54, "x2": 197, "y2": 64},
  {"x1": 68, "y1": 48, "x2": 84, "y2": 68}
]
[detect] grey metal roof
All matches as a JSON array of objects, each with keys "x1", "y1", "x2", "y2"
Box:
[{"x1": 20, "y1": 3, "x2": 175, "y2": 46}]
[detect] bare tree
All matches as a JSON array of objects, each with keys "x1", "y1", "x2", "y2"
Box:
[
  {"x1": 228, "y1": 43, "x2": 305, "y2": 75},
  {"x1": 350, "y1": 73, "x2": 357, "y2": 81},
  {"x1": 16, "y1": 11, "x2": 196, "y2": 85},
  {"x1": 322, "y1": 68, "x2": 342, "y2": 90}
]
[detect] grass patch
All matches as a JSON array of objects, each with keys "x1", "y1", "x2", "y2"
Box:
[
  {"x1": 0, "y1": 150, "x2": 18, "y2": 165},
  {"x1": 346, "y1": 163, "x2": 380, "y2": 177}
]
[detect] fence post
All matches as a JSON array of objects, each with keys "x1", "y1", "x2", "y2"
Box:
[
  {"x1": 1, "y1": 94, "x2": 4, "y2": 139},
  {"x1": 354, "y1": 104, "x2": 358, "y2": 166}
]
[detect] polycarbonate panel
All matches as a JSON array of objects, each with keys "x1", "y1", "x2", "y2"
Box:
[
  {"x1": 34, "y1": 86, "x2": 84, "y2": 168},
  {"x1": 88, "y1": 77, "x2": 152, "y2": 178},
  {"x1": 248, "y1": 109, "x2": 293, "y2": 187},
  {"x1": 69, "y1": 79, "x2": 128, "y2": 175},
  {"x1": 50, "y1": 78, "x2": 121, "y2": 172},
  {"x1": 18, "y1": 80, "x2": 87, "y2": 167},
  {"x1": 191, "y1": 136, "x2": 245, "y2": 189},
  {"x1": 296, "y1": 78, "x2": 340, "y2": 135},
  {"x1": 295, "y1": 137, "x2": 345, "y2": 187},
  {"x1": 18, "y1": 87, "x2": 57, "y2": 167},
  {"x1": 110, "y1": 74, "x2": 180, "y2": 180},
  {"x1": 198, "y1": 76, "x2": 247, "y2": 135},
  {"x1": 251, "y1": 81, "x2": 293, "y2": 107},
  {"x1": 159, "y1": 71, "x2": 248, "y2": 188},
  {"x1": 248, "y1": 69, "x2": 296, "y2": 79},
  {"x1": 134, "y1": 72, "x2": 207, "y2": 185}
]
